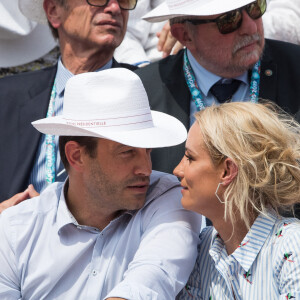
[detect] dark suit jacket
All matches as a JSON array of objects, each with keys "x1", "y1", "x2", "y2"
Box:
[
  {"x1": 135, "y1": 39, "x2": 300, "y2": 174},
  {"x1": 0, "y1": 60, "x2": 136, "y2": 202}
]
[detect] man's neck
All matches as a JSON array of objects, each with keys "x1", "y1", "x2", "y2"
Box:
[
  {"x1": 60, "y1": 42, "x2": 114, "y2": 75},
  {"x1": 65, "y1": 178, "x2": 120, "y2": 230}
]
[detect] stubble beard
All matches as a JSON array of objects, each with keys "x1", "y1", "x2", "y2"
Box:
[{"x1": 86, "y1": 163, "x2": 149, "y2": 212}]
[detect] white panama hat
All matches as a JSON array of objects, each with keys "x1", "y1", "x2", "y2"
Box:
[
  {"x1": 143, "y1": 0, "x2": 255, "y2": 23},
  {"x1": 0, "y1": 0, "x2": 56, "y2": 68},
  {"x1": 32, "y1": 68, "x2": 187, "y2": 149}
]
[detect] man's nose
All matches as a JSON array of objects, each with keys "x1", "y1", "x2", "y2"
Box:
[
  {"x1": 134, "y1": 149, "x2": 152, "y2": 177},
  {"x1": 104, "y1": 0, "x2": 122, "y2": 14},
  {"x1": 237, "y1": 9, "x2": 260, "y2": 36}
]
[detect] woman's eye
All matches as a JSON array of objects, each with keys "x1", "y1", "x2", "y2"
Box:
[{"x1": 184, "y1": 153, "x2": 193, "y2": 161}]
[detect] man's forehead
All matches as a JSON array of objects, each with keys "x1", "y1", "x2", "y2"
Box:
[{"x1": 98, "y1": 138, "x2": 139, "y2": 151}]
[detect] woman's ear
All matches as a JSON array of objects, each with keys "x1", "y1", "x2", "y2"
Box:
[{"x1": 221, "y1": 158, "x2": 238, "y2": 186}]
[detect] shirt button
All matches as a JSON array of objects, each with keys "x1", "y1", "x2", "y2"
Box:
[{"x1": 92, "y1": 270, "x2": 98, "y2": 276}]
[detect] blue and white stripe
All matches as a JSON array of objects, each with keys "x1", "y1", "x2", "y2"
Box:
[{"x1": 178, "y1": 211, "x2": 300, "y2": 299}]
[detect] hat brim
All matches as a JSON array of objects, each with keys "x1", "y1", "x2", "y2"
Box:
[
  {"x1": 143, "y1": 0, "x2": 255, "y2": 23},
  {"x1": 32, "y1": 111, "x2": 187, "y2": 148},
  {"x1": 19, "y1": 0, "x2": 47, "y2": 24},
  {"x1": 0, "y1": 24, "x2": 57, "y2": 68}
]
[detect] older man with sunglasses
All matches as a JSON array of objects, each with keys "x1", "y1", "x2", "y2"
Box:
[
  {"x1": 135, "y1": 0, "x2": 300, "y2": 178},
  {"x1": 0, "y1": 0, "x2": 139, "y2": 206}
]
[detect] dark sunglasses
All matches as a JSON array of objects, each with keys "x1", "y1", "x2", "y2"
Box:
[
  {"x1": 86, "y1": 0, "x2": 137, "y2": 10},
  {"x1": 182, "y1": 0, "x2": 266, "y2": 34}
]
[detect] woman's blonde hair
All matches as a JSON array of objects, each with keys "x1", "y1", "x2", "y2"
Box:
[{"x1": 195, "y1": 101, "x2": 300, "y2": 228}]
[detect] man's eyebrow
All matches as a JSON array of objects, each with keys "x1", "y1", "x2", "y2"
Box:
[{"x1": 115, "y1": 144, "x2": 133, "y2": 151}]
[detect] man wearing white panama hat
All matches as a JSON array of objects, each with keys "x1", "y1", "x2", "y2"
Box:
[
  {"x1": 0, "y1": 68, "x2": 202, "y2": 299},
  {"x1": 0, "y1": 0, "x2": 138, "y2": 206},
  {"x1": 135, "y1": 0, "x2": 300, "y2": 180}
]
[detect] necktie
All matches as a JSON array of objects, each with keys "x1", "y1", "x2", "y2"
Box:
[{"x1": 210, "y1": 79, "x2": 241, "y2": 103}]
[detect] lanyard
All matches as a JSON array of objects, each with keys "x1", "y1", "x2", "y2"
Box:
[
  {"x1": 45, "y1": 81, "x2": 57, "y2": 184},
  {"x1": 183, "y1": 49, "x2": 261, "y2": 111}
]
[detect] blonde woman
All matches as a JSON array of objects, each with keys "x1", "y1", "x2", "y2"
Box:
[{"x1": 175, "y1": 102, "x2": 300, "y2": 299}]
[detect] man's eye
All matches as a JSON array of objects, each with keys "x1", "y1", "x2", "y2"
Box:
[{"x1": 121, "y1": 150, "x2": 134, "y2": 155}]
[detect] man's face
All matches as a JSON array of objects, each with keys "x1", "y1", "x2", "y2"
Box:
[
  {"x1": 82, "y1": 139, "x2": 152, "y2": 213},
  {"x1": 50, "y1": 0, "x2": 128, "y2": 52},
  {"x1": 182, "y1": 10, "x2": 265, "y2": 77}
]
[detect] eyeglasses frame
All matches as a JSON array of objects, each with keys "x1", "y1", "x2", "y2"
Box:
[
  {"x1": 181, "y1": 0, "x2": 267, "y2": 34},
  {"x1": 86, "y1": 0, "x2": 137, "y2": 10}
]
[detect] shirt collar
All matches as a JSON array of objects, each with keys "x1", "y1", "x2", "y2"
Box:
[
  {"x1": 186, "y1": 49, "x2": 249, "y2": 96},
  {"x1": 210, "y1": 211, "x2": 278, "y2": 272},
  {"x1": 56, "y1": 179, "x2": 76, "y2": 232},
  {"x1": 233, "y1": 211, "x2": 277, "y2": 271},
  {"x1": 55, "y1": 57, "x2": 113, "y2": 97}
]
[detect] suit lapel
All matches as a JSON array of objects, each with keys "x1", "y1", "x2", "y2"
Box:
[
  {"x1": 152, "y1": 51, "x2": 190, "y2": 173},
  {"x1": 8, "y1": 67, "x2": 57, "y2": 197},
  {"x1": 259, "y1": 40, "x2": 278, "y2": 102},
  {"x1": 159, "y1": 50, "x2": 190, "y2": 130}
]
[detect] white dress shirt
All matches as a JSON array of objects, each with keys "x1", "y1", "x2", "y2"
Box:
[{"x1": 0, "y1": 171, "x2": 202, "y2": 300}]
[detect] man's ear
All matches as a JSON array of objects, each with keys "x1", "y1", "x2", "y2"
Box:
[
  {"x1": 171, "y1": 23, "x2": 193, "y2": 47},
  {"x1": 44, "y1": 0, "x2": 63, "y2": 29},
  {"x1": 65, "y1": 141, "x2": 85, "y2": 173},
  {"x1": 221, "y1": 158, "x2": 238, "y2": 186}
]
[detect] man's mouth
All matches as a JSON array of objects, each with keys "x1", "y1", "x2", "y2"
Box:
[
  {"x1": 233, "y1": 34, "x2": 261, "y2": 54},
  {"x1": 96, "y1": 20, "x2": 121, "y2": 28},
  {"x1": 126, "y1": 178, "x2": 150, "y2": 192}
]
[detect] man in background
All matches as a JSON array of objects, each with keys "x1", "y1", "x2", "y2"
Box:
[
  {"x1": 136, "y1": 0, "x2": 300, "y2": 175},
  {"x1": 0, "y1": 0, "x2": 136, "y2": 204}
]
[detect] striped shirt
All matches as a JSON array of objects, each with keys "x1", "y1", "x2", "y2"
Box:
[
  {"x1": 178, "y1": 210, "x2": 300, "y2": 300},
  {"x1": 29, "y1": 59, "x2": 112, "y2": 193}
]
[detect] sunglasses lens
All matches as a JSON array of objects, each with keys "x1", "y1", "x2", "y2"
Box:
[
  {"x1": 247, "y1": 0, "x2": 267, "y2": 19},
  {"x1": 118, "y1": 0, "x2": 137, "y2": 9},
  {"x1": 87, "y1": 0, "x2": 137, "y2": 9},
  {"x1": 217, "y1": 10, "x2": 242, "y2": 34}
]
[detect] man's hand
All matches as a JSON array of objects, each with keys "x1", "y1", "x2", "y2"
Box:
[
  {"x1": 157, "y1": 21, "x2": 183, "y2": 58},
  {"x1": 0, "y1": 184, "x2": 39, "y2": 213}
]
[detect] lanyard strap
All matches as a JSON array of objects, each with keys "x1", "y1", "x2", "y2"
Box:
[
  {"x1": 183, "y1": 49, "x2": 261, "y2": 111},
  {"x1": 45, "y1": 81, "x2": 57, "y2": 184}
]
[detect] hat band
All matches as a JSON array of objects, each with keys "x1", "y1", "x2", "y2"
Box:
[{"x1": 64, "y1": 111, "x2": 154, "y2": 131}]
